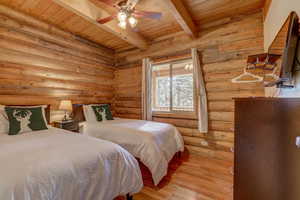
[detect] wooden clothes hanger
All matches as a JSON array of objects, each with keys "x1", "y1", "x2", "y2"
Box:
[{"x1": 231, "y1": 68, "x2": 263, "y2": 83}]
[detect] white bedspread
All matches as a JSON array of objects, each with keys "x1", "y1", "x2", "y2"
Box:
[
  {"x1": 0, "y1": 128, "x2": 143, "y2": 200},
  {"x1": 81, "y1": 119, "x2": 184, "y2": 185}
]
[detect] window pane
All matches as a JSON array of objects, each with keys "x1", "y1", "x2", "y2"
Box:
[
  {"x1": 152, "y1": 64, "x2": 171, "y2": 112},
  {"x1": 172, "y1": 61, "x2": 194, "y2": 111}
]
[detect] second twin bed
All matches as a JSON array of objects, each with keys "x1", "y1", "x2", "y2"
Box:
[{"x1": 74, "y1": 104, "x2": 184, "y2": 186}]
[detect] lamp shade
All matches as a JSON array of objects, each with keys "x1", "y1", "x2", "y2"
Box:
[{"x1": 59, "y1": 100, "x2": 72, "y2": 111}]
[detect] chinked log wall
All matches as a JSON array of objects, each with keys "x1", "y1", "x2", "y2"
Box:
[
  {"x1": 114, "y1": 11, "x2": 265, "y2": 162},
  {"x1": 0, "y1": 6, "x2": 115, "y2": 118}
]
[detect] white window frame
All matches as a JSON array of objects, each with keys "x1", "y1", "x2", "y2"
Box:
[{"x1": 151, "y1": 58, "x2": 197, "y2": 117}]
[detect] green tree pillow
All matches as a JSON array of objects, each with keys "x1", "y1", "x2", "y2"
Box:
[
  {"x1": 91, "y1": 104, "x2": 114, "y2": 122},
  {"x1": 5, "y1": 107, "x2": 48, "y2": 135}
]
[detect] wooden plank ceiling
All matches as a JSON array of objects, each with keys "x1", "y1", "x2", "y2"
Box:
[
  {"x1": 0, "y1": 0, "x2": 265, "y2": 51},
  {"x1": 0, "y1": 0, "x2": 132, "y2": 50}
]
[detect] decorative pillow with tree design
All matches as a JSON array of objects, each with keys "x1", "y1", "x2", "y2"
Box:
[
  {"x1": 91, "y1": 104, "x2": 114, "y2": 122},
  {"x1": 5, "y1": 107, "x2": 48, "y2": 135}
]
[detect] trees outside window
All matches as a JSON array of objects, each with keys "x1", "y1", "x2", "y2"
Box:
[{"x1": 152, "y1": 59, "x2": 195, "y2": 113}]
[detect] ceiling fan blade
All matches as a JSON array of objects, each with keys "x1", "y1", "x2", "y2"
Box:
[
  {"x1": 133, "y1": 10, "x2": 162, "y2": 19},
  {"x1": 97, "y1": 15, "x2": 116, "y2": 24}
]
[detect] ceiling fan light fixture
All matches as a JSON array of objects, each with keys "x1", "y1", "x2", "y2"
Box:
[
  {"x1": 184, "y1": 64, "x2": 193, "y2": 71},
  {"x1": 128, "y1": 16, "x2": 138, "y2": 27},
  {"x1": 117, "y1": 11, "x2": 127, "y2": 22},
  {"x1": 118, "y1": 21, "x2": 127, "y2": 29},
  {"x1": 96, "y1": 0, "x2": 162, "y2": 29}
]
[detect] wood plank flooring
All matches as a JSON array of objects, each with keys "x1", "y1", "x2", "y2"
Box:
[{"x1": 134, "y1": 151, "x2": 233, "y2": 200}]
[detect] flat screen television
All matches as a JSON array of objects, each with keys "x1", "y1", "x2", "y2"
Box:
[{"x1": 277, "y1": 12, "x2": 300, "y2": 88}]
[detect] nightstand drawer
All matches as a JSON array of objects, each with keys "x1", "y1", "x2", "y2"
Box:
[{"x1": 53, "y1": 120, "x2": 79, "y2": 132}]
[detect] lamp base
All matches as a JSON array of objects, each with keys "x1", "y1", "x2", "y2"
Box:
[{"x1": 62, "y1": 111, "x2": 68, "y2": 122}]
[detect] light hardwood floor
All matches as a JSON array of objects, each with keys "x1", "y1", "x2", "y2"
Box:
[{"x1": 133, "y1": 151, "x2": 233, "y2": 200}]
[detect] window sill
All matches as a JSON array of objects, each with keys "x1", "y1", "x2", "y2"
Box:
[{"x1": 152, "y1": 111, "x2": 197, "y2": 120}]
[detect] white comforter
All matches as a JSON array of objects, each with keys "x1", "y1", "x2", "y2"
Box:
[
  {"x1": 81, "y1": 119, "x2": 184, "y2": 185},
  {"x1": 0, "y1": 128, "x2": 143, "y2": 200}
]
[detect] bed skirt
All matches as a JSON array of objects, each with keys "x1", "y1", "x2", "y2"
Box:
[{"x1": 138, "y1": 152, "x2": 182, "y2": 187}]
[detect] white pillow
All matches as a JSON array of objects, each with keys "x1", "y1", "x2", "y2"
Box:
[
  {"x1": 83, "y1": 104, "x2": 100, "y2": 122},
  {"x1": 0, "y1": 105, "x2": 49, "y2": 135},
  {"x1": 0, "y1": 105, "x2": 9, "y2": 135}
]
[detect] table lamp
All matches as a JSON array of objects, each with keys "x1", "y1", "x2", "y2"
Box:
[{"x1": 59, "y1": 100, "x2": 72, "y2": 121}]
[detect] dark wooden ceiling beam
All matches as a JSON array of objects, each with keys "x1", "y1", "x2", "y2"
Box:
[{"x1": 164, "y1": 0, "x2": 198, "y2": 38}]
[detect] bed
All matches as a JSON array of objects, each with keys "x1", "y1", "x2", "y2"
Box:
[
  {"x1": 0, "y1": 105, "x2": 143, "y2": 200},
  {"x1": 73, "y1": 104, "x2": 185, "y2": 186}
]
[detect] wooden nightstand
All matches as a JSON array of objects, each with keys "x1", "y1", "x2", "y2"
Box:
[{"x1": 53, "y1": 120, "x2": 79, "y2": 133}]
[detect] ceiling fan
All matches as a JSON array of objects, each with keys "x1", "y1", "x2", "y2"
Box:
[{"x1": 95, "y1": 0, "x2": 162, "y2": 29}]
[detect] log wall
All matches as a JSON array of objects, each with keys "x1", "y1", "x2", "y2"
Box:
[
  {"x1": 0, "y1": 6, "x2": 115, "y2": 120},
  {"x1": 114, "y1": 11, "x2": 266, "y2": 162},
  {"x1": 114, "y1": 65, "x2": 142, "y2": 119}
]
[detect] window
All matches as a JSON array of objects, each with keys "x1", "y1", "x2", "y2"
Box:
[{"x1": 151, "y1": 59, "x2": 195, "y2": 113}]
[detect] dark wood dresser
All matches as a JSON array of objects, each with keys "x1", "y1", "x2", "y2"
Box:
[{"x1": 234, "y1": 98, "x2": 300, "y2": 200}]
